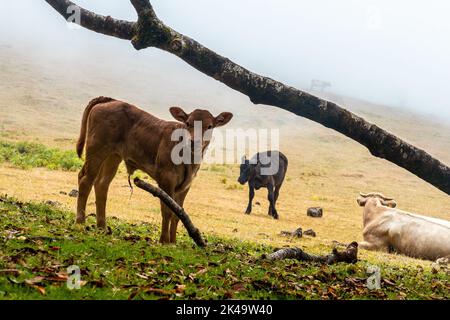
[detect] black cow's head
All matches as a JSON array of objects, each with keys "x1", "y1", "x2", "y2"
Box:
[{"x1": 238, "y1": 156, "x2": 251, "y2": 185}]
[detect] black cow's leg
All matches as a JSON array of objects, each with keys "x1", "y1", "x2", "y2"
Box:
[
  {"x1": 274, "y1": 185, "x2": 280, "y2": 203},
  {"x1": 267, "y1": 184, "x2": 278, "y2": 219},
  {"x1": 272, "y1": 185, "x2": 280, "y2": 219},
  {"x1": 245, "y1": 186, "x2": 255, "y2": 214}
]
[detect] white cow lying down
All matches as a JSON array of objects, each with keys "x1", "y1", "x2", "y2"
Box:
[{"x1": 357, "y1": 192, "x2": 450, "y2": 261}]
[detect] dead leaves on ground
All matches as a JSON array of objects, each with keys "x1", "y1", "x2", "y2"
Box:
[{"x1": 7, "y1": 271, "x2": 69, "y2": 296}]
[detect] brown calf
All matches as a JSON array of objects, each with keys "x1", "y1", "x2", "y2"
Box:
[{"x1": 76, "y1": 97, "x2": 233, "y2": 244}]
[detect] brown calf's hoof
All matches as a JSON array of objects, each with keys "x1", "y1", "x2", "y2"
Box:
[
  {"x1": 75, "y1": 217, "x2": 86, "y2": 224},
  {"x1": 97, "y1": 222, "x2": 107, "y2": 229},
  {"x1": 159, "y1": 237, "x2": 171, "y2": 245}
]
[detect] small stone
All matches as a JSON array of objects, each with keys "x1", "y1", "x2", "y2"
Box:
[
  {"x1": 68, "y1": 189, "x2": 79, "y2": 198},
  {"x1": 304, "y1": 229, "x2": 316, "y2": 237},
  {"x1": 59, "y1": 191, "x2": 67, "y2": 195},
  {"x1": 292, "y1": 228, "x2": 303, "y2": 238},
  {"x1": 255, "y1": 202, "x2": 261, "y2": 206},
  {"x1": 45, "y1": 200, "x2": 61, "y2": 207},
  {"x1": 280, "y1": 228, "x2": 302, "y2": 238},
  {"x1": 307, "y1": 207, "x2": 323, "y2": 218}
]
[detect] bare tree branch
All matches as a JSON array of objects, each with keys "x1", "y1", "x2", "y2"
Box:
[
  {"x1": 45, "y1": 0, "x2": 135, "y2": 40},
  {"x1": 130, "y1": 0, "x2": 154, "y2": 18},
  {"x1": 44, "y1": 0, "x2": 450, "y2": 195}
]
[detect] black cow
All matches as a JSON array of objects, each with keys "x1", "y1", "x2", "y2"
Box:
[{"x1": 238, "y1": 151, "x2": 288, "y2": 219}]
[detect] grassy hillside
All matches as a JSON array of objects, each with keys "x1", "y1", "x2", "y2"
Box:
[{"x1": 1, "y1": 196, "x2": 448, "y2": 300}]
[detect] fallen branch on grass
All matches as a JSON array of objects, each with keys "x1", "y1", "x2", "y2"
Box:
[
  {"x1": 133, "y1": 178, "x2": 206, "y2": 247},
  {"x1": 263, "y1": 242, "x2": 358, "y2": 264}
]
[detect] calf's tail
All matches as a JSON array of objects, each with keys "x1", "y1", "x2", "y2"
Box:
[{"x1": 76, "y1": 96, "x2": 115, "y2": 158}]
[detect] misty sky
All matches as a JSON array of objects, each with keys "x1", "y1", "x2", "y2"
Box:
[{"x1": 1, "y1": 0, "x2": 450, "y2": 120}]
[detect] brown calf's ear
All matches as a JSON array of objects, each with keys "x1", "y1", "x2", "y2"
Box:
[
  {"x1": 357, "y1": 196, "x2": 368, "y2": 207},
  {"x1": 170, "y1": 107, "x2": 189, "y2": 123},
  {"x1": 215, "y1": 112, "x2": 233, "y2": 127}
]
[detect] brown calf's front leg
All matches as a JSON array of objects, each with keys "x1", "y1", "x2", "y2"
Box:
[
  {"x1": 169, "y1": 188, "x2": 190, "y2": 243},
  {"x1": 158, "y1": 171, "x2": 188, "y2": 244},
  {"x1": 93, "y1": 155, "x2": 121, "y2": 228},
  {"x1": 158, "y1": 179, "x2": 176, "y2": 244},
  {"x1": 159, "y1": 202, "x2": 173, "y2": 244}
]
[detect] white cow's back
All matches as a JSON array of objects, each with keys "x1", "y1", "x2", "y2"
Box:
[{"x1": 395, "y1": 210, "x2": 450, "y2": 228}]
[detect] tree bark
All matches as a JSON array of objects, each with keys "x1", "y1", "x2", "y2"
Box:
[
  {"x1": 134, "y1": 178, "x2": 206, "y2": 247},
  {"x1": 44, "y1": 0, "x2": 450, "y2": 195},
  {"x1": 263, "y1": 242, "x2": 358, "y2": 264}
]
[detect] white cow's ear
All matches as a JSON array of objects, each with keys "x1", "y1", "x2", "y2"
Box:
[
  {"x1": 357, "y1": 197, "x2": 367, "y2": 207},
  {"x1": 382, "y1": 200, "x2": 397, "y2": 208}
]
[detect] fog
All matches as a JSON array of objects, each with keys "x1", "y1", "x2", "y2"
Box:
[{"x1": 1, "y1": 0, "x2": 450, "y2": 120}]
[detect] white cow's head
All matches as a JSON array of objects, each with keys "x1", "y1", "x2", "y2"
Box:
[{"x1": 357, "y1": 192, "x2": 397, "y2": 208}]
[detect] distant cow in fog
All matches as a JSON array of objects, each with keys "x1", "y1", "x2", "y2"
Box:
[{"x1": 238, "y1": 151, "x2": 288, "y2": 219}]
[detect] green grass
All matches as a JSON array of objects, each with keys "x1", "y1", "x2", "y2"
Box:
[
  {"x1": 0, "y1": 196, "x2": 448, "y2": 300},
  {"x1": 0, "y1": 141, "x2": 82, "y2": 171}
]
